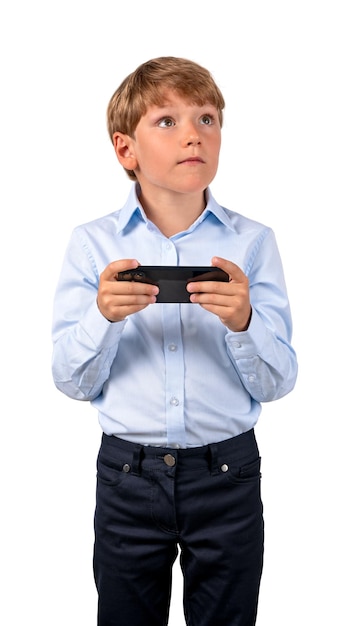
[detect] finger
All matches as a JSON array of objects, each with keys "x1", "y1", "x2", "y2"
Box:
[
  {"x1": 102, "y1": 258, "x2": 140, "y2": 281},
  {"x1": 97, "y1": 287, "x2": 158, "y2": 323},
  {"x1": 113, "y1": 281, "x2": 159, "y2": 298},
  {"x1": 186, "y1": 279, "x2": 232, "y2": 297},
  {"x1": 211, "y1": 256, "x2": 246, "y2": 282},
  {"x1": 99, "y1": 276, "x2": 159, "y2": 301}
]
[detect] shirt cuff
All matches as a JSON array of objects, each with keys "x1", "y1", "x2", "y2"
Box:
[
  {"x1": 225, "y1": 307, "x2": 266, "y2": 359},
  {"x1": 79, "y1": 299, "x2": 127, "y2": 350}
]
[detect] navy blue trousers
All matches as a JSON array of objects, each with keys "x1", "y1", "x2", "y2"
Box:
[{"x1": 93, "y1": 430, "x2": 264, "y2": 626}]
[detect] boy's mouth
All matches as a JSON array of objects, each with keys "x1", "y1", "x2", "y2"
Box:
[{"x1": 178, "y1": 157, "x2": 204, "y2": 164}]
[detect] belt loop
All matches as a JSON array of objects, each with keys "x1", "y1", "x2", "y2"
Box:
[
  {"x1": 208, "y1": 443, "x2": 220, "y2": 476},
  {"x1": 131, "y1": 444, "x2": 144, "y2": 476}
]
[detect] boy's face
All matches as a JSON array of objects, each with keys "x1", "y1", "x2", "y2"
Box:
[{"x1": 116, "y1": 90, "x2": 221, "y2": 197}]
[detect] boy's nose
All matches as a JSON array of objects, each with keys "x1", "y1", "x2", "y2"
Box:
[
  {"x1": 183, "y1": 129, "x2": 201, "y2": 146},
  {"x1": 186, "y1": 135, "x2": 201, "y2": 146}
]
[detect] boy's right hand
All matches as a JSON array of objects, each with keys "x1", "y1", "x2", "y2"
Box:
[{"x1": 97, "y1": 259, "x2": 159, "y2": 322}]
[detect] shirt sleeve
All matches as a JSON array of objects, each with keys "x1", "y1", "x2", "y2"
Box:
[
  {"x1": 51, "y1": 229, "x2": 126, "y2": 401},
  {"x1": 225, "y1": 228, "x2": 298, "y2": 402}
]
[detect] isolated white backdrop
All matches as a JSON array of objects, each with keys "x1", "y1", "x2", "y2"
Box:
[{"x1": 1, "y1": 1, "x2": 347, "y2": 624}]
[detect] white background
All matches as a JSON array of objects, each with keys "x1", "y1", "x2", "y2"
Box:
[{"x1": 1, "y1": 1, "x2": 347, "y2": 624}]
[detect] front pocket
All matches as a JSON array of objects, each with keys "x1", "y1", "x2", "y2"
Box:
[
  {"x1": 96, "y1": 454, "x2": 125, "y2": 487},
  {"x1": 225, "y1": 456, "x2": 261, "y2": 485}
]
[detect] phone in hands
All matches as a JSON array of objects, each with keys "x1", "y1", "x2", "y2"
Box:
[{"x1": 118, "y1": 266, "x2": 229, "y2": 303}]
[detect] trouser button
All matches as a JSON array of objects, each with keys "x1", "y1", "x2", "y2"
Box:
[{"x1": 163, "y1": 454, "x2": 176, "y2": 467}]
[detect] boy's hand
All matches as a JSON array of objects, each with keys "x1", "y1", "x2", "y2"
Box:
[
  {"x1": 186, "y1": 256, "x2": 252, "y2": 332},
  {"x1": 97, "y1": 259, "x2": 159, "y2": 322}
]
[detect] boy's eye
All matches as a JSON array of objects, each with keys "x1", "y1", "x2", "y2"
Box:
[
  {"x1": 200, "y1": 114, "x2": 213, "y2": 125},
  {"x1": 158, "y1": 117, "x2": 175, "y2": 128}
]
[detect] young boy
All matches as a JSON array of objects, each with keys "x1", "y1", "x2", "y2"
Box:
[{"x1": 52, "y1": 57, "x2": 298, "y2": 626}]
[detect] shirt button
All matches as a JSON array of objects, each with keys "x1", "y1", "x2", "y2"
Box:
[
  {"x1": 168, "y1": 344, "x2": 177, "y2": 352},
  {"x1": 231, "y1": 341, "x2": 241, "y2": 349},
  {"x1": 169, "y1": 397, "x2": 179, "y2": 406},
  {"x1": 248, "y1": 375, "x2": 256, "y2": 383}
]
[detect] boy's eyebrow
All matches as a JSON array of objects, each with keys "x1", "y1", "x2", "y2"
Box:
[
  {"x1": 148, "y1": 100, "x2": 216, "y2": 110},
  {"x1": 152, "y1": 102, "x2": 172, "y2": 108}
]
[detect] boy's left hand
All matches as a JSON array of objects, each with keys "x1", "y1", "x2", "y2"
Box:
[{"x1": 186, "y1": 256, "x2": 251, "y2": 332}]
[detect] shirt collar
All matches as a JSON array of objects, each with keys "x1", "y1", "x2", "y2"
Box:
[
  {"x1": 201, "y1": 187, "x2": 236, "y2": 230},
  {"x1": 116, "y1": 183, "x2": 235, "y2": 234},
  {"x1": 116, "y1": 183, "x2": 146, "y2": 233}
]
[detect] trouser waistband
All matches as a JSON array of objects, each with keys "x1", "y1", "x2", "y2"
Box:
[{"x1": 101, "y1": 430, "x2": 258, "y2": 476}]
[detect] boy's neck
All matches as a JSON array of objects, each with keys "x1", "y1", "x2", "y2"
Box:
[{"x1": 138, "y1": 188, "x2": 207, "y2": 238}]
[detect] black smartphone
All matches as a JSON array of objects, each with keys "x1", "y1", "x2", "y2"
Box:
[{"x1": 118, "y1": 266, "x2": 229, "y2": 303}]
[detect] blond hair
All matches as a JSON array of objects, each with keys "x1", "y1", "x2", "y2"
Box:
[{"x1": 107, "y1": 57, "x2": 225, "y2": 180}]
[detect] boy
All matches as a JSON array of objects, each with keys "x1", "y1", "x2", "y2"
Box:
[{"x1": 52, "y1": 57, "x2": 298, "y2": 626}]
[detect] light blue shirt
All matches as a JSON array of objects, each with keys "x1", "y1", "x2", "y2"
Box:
[{"x1": 52, "y1": 184, "x2": 297, "y2": 448}]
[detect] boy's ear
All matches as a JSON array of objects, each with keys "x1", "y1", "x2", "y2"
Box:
[{"x1": 112, "y1": 132, "x2": 137, "y2": 170}]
